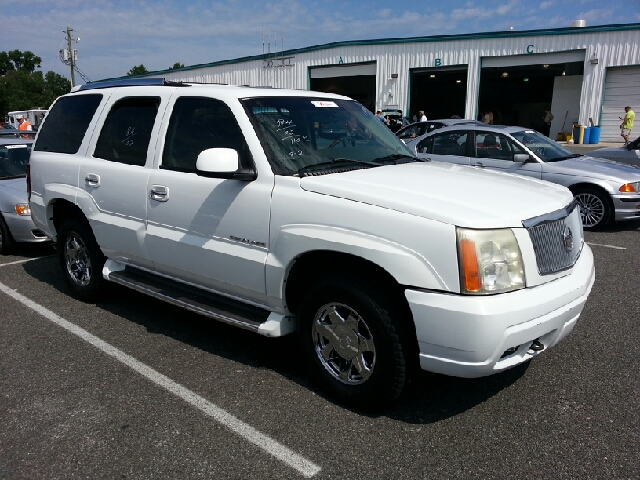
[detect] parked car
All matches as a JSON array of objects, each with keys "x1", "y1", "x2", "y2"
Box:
[
  {"x1": 381, "y1": 108, "x2": 409, "y2": 133},
  {"x1": 406, "y1": 125, "x2": 640, "y2": 229},
  {"x1": 0, "y1": 137, "x2": 48, "y2": 254},
  {"x1": 396, "y1": 119, "x2": 483, "y2": 143},
  {"x1": 588, "y1": 136, "x2": 640, "y2": 167},
  {"x1": 28, "y1": 79, "x2": 594, "y2": 408}
]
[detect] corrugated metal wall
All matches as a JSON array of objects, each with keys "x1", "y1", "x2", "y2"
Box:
[{"x1": 158, "y1": 28, "x2": 640, "y2": 131}]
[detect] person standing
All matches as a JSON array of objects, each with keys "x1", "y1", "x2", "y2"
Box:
[
  {"x1": 418, "y1": 110, "x2": 427, "y2": 122},
  {"x1": 619, "y1": 106, "x2": 635, "y2": 145},
  {"x1": 16, "y1": 114, "x2": 32, "y2": 131},
  {"x1": 542, "y1": 109, "x2": 554, "y2": 137},
  {"x1": 375, "y1": 110, "x2": 385, "y2": 123}
]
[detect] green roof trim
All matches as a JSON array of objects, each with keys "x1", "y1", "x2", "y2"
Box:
[{"x1": 101, "y1": 23, "x2": 640, "y2": 82}]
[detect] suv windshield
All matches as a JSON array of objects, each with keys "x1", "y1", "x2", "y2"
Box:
[
  {"x1": 242, "y1": 97, "x2": 414, "y2": 175},
  {"x1": 511, "y1": 130, "x2": 578, "y2": 162},
  {"x1": 0, "y1": 144, "x2": 31, "y2": 179}
]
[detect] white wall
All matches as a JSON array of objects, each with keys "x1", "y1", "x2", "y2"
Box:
[{"x1": 550, "y1": 75, "x2": 583, "y2": 140}]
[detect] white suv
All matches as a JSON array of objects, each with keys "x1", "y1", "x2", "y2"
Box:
[{"x1": 28, "y1": 79, "x2": 595, "y2": 408}]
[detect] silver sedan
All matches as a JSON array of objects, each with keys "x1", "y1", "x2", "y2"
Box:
[{"x1": 405, "y1": 125, "x2": 640, "y2": 229}]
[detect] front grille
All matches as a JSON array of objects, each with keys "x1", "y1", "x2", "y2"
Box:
[{"x1": 523, "y1": 201, "x2": 584, "y2": 275}]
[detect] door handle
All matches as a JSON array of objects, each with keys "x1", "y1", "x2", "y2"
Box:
[
  {"x1": 85, "y1": 173, "x2": 100, "y2": 187},
  {"x1": 471, "y1": 162, "x2": 484, "y2": 168},
  {"x1": 150, "y1": 185, "x2": 169, "y2": 202}
]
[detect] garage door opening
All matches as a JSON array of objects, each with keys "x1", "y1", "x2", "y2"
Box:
[
  {"x1": 479, "y1": 61, "x2": 583, "y2": 130},
  {"x1": 410, "y1": 67, "x2": 467, "y2": 121},
  {"x1": 309, "y1": 63, "x2": 377, "y2": 112},
  {"x1": 310, "y1": 75, "x2": 376, "y2": 111}
]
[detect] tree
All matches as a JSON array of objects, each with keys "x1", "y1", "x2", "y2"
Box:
[
  {"x1": 169, "y1": 62, "x2": 184, "y2": 70},
  {"x1": 0, "y1": 50, "x2": 71, "y2": 118},
  {"x1": 127, "y1": 64, "x2": 149, "y2": 76},
  {"x1": 0, "y1": 50, "x2": 42, "y2": 75}
]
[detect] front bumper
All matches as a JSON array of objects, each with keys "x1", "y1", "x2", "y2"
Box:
[
  {"x1": 612, "y1": 195, "x2": 640, "y2": 222},
  {"x1": 405, "y1": 245, "x2": 595, "y2": 378},
  {"x1": 2, "y1": 211, "x2": 50, "y2": 244}
]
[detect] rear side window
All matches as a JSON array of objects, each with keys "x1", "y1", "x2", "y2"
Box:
[
  {"x1": 34, "y1": 94, "x2": 102, "y2": 154},
  {"x1": 93, "y1": 97, "x2": 160, "y2": 166}
]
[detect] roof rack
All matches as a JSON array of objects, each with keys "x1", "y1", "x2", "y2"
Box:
[{"x1": 76, "y1": 77, "x2": 189, "y2": 91}]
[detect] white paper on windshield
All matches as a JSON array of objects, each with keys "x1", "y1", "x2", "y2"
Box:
[
  {"x1": 5, "y1": 145, "x2": 28, "y2": 149},
  {"x1": 311, "y1": 101, "x2": 338, "y2": 108}
]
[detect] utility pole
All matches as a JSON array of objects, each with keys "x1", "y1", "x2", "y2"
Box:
[{"x1": 64, "y1": 26, "x2": 76, "y2": 87}]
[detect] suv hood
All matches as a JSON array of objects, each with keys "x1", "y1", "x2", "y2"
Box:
[{"x1": 300, "y1": 162, "x2": 573, "y2": 228}]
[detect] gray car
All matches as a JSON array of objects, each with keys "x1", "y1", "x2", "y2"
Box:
[
  {"x1": 0, "y1": 137, "x2": 49, "y2": 254},
  {"x1": 405, "y1": 125, "x2": 640, "y2": 229},
  {"x1": 588, "y1": 136, "x2": 640, "y2": 168}
]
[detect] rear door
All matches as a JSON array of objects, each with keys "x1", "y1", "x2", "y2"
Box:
[
  {"x1": 79, "y1": 92, "x2": 167, "y2": 268},
  {"x1": 414, "y1": 130, "x2": 471, "y2": 165}
]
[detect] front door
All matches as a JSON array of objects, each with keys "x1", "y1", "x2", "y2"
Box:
[
  {"x1": 470, "y1": 131, "x2": 543, "y2": 178},
  {"x1": 145, "y1": 96, "x2": 272, "y2": 305}
]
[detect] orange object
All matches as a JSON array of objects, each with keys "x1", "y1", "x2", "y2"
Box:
[{"x1": 460, "y1": 239, "x2": 481, "y2": 292}]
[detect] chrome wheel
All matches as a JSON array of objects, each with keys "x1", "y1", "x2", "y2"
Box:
[
  {"x1": 64, "y1": 234, "x2": 92, "y2": 287},
  {"x1": 312, "y1": 302, "x2": 376, "y2": 385},
  {"x1": 575, "y1": 192, "x2": 606, "y2": 228}
]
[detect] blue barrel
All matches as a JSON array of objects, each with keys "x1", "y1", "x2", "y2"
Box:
[
  {"x1": 589, "y1": 126, "x2": 601, "y2": 144},
  {"x1": 583, "y1": 127, "x2": 591, "y2": 145}
]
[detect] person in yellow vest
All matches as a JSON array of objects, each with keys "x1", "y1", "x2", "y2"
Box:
[
  {"x1": 16, "y1": 114, "x2": 33, "y2": 134},
  {"x1": 619, "y1": 106, "x2": 635, "y2": 145}
]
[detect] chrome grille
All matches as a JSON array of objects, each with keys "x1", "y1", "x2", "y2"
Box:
[{"x1": 523, "y1": 201, "x2": 584, "y2": 275}]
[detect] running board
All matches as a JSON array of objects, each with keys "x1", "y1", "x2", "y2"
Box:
[{"x1": 102, "y1": 260, "x2": 296, "y2": 337}]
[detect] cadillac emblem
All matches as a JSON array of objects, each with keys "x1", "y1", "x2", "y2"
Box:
[{"x1": 562, "y1": 226, "x2": 574, "y2": 253}]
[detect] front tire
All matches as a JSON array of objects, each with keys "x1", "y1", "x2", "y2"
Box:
[
  {"x1": 57, "y1": 218, "x2": 105, "y2": 302},
  {"x1": 573, "y1": 186, "x2": 613, "y2": 230},
  {"x1": 297, "y1": 276, "x2": 410, "y2": 409}
]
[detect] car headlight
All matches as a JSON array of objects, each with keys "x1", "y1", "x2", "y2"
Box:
[
  {"x1": 15, "y1": 203, "x2": 31, "y2": 216},
  {"x1": 619, "y1": 182, "x2": 639, "y2": 193},
  {"x1": 456, "y1": 227, "x2": 525, "y2": 294}
]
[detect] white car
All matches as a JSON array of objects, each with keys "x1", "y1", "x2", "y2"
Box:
[{"x1": 28, "y1": 79, "x2": 595, "y2": 408}]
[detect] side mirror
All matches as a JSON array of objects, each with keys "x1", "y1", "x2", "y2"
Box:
[
  {"x1": 513, "y1": 153, "x2": 530, "y2": 163},
  {"x1": 195, "y1": 148, "x2": 256, "y2": 181}
]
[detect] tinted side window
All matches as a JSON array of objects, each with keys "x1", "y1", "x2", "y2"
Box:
[
  {"x1": 474, "y1": 132, "x2": 524, "y2": 161},
  {"x1": 34, "y1": 94, "x2": 102, "y2": 154},
  {"x1": 93, "y1": 97, "x2": 160, "y2": 166},
  {"x1": 430, "y1": 132, "x2": 467, "y2": 156},
  {"x1": 162, "y1": 97, "x2": 252, "y2": 172},
  {"x1": 416, "y1": 136, "x2": 433, "y2": 153}
]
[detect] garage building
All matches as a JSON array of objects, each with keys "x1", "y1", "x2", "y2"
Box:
[{"x1": 135, "y1": 23, "x2": 640, "y2": 142}]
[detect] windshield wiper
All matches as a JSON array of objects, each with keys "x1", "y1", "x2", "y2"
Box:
[
  {"x1": 0, "y1": 174, "x2": 26, "y2": 180},
  {"x1": 371, "y1": 154, "x2": 423, "y2": 164},
  {"x1": 547, "y1": 153, "x2": 582, "y2": 162},
  {"x1": 296, "y1": 158, "x2": 379, "y2": 176}
]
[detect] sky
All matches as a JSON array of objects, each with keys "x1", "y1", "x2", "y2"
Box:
[{"x1": 2, "y1": 0, "x2": 638, "y2": 84}]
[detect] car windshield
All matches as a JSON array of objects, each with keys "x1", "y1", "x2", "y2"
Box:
[
  {"x1": 0, "y1": 144, "x2": 31, "y2": 178},
  {"x1": 510, "y1": 130, "x2": 578, "y2": 162},
  {"x1": 242, "y1": 97, "x2": 415, "y2": 176}
]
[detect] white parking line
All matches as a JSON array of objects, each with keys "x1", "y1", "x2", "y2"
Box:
[
  {"x1": 0, "y1": 257, "x2": 49, "y2": 268},
  {"x1": 0, "y1": 281, "x2": 321, "y2": 478},
  {"x1": 587, "y1": 242, "x2": 627, "y2": 250}
]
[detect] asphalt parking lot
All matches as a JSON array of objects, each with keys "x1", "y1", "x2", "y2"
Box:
[{"x1": 1, "y1": 222, "x2": 638, "y2": 479}]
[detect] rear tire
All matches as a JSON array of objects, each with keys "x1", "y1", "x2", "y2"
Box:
[
  {"x1": 573, "y1": 186, "x2": 613, "y2": 230},
  {"x1": 57, "y1": 218, "x2": 105, "y2": 302},
  {"x1": 297, "y1": 275, "x2": 410, "y2": 409},
  {"x1": 0, "y1": 215, "x2": 14, "y2": 255}
]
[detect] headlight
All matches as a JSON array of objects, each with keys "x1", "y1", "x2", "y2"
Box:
[
  {"x1": 456, "y1": 227, "x2": 525, "y2": 294},
  {"x1": 619, "y1": 182, "x2": 639, "y2": 193},
  {"x1": 15, "y1": 204, "x2": 31, "y2": 216}
]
